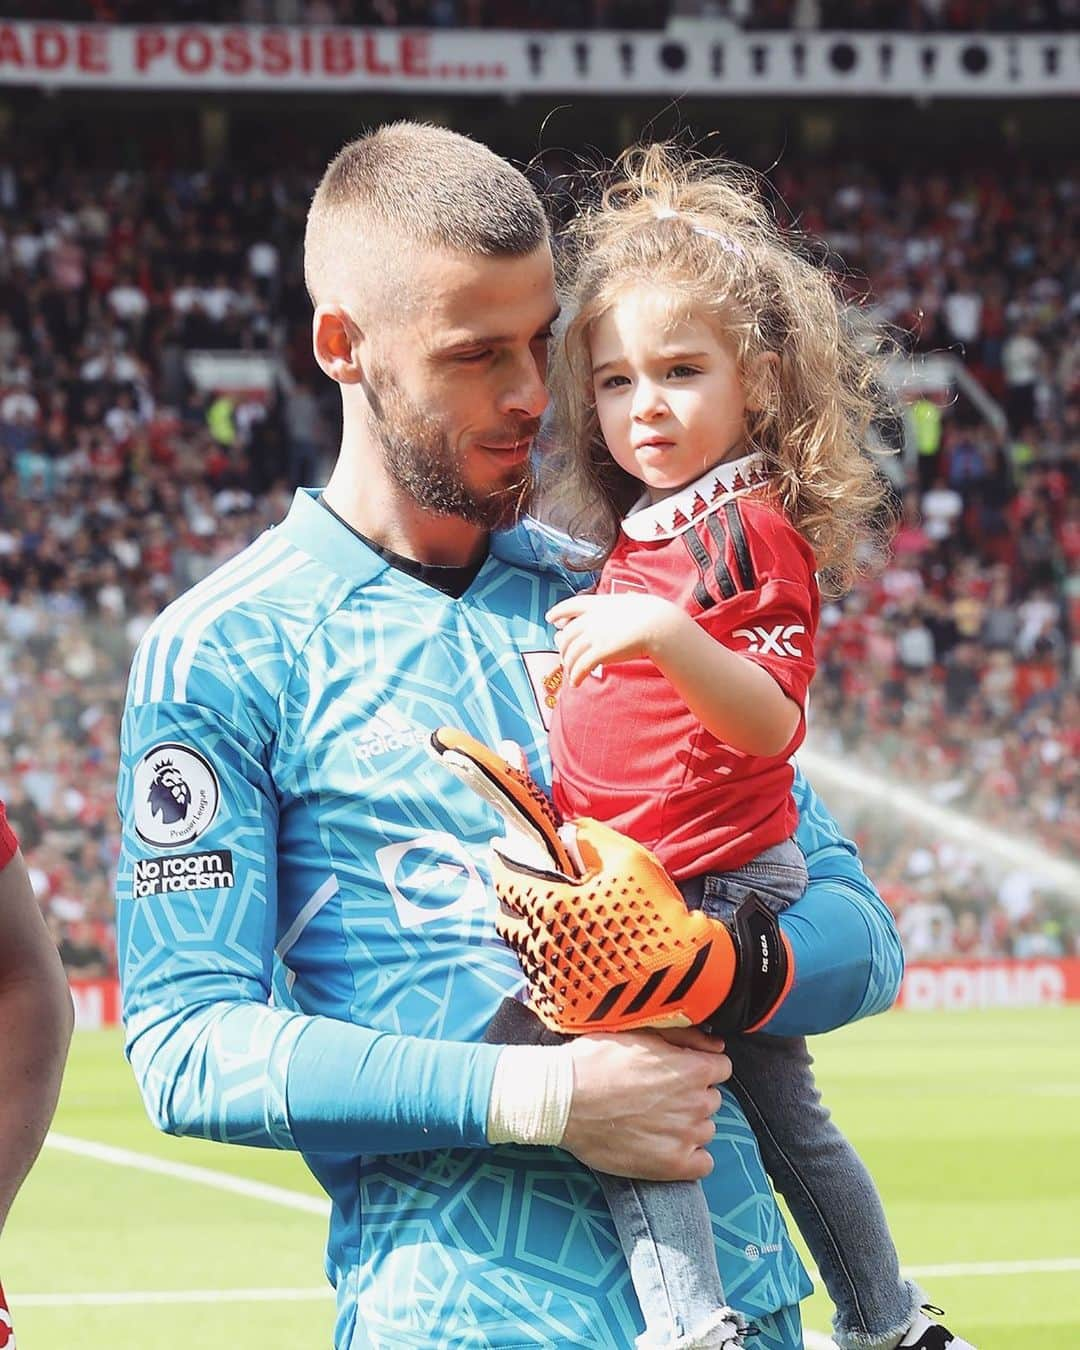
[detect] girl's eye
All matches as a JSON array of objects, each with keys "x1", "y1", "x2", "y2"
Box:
[
  {"x1": 600, "y1": 374, "x2": 630, "y2": 390},
  {"x1": 668, "y1": 365, "x2": 700, "y2": 379}
]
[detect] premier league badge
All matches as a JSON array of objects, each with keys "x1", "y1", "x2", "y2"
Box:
[{"x1": 132, "y1": 743, "x2": 220, "y2": 849}]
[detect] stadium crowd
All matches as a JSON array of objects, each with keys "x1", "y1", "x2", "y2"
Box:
[
  {"x1": 738, "y1": 1, "x2": 1080, "y2": 31},
  {"x1": 5, "y1": 1, "x2": 674, "y2": 29},
  {"x1": 0, "y1": 148, "x2": 1075, "y2": 978},
  {"x1": 17, "y1": 1, "x2": 1079, "y2": 31}
]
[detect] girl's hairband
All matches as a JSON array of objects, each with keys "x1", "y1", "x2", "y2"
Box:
[{"x1": 652, "y1": 207, "x2": 746, "y2": 258}]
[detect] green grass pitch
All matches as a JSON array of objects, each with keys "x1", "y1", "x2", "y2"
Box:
[{"x1": 3, "y1": 1006, "x2": 1077, "y2": 1348}]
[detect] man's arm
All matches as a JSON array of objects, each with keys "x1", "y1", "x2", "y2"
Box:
[
  {"x1": 473, "y1": 766, "x2": 898, "y2": 1176},
  {"x1": 0, "y1": 838, "x2": 74, "y2": 1232},
  {"x1": 756, "y1": 763, "x2": 905, "y2": 1036},
  {"x1": 120, "y1": 692, "x2": 728, "y2": 1177},
  {"x1": 119, "y1": 683, "x2": 506, "y2": 1156}
]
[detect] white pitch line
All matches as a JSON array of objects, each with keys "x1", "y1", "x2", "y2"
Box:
[
  {"x1": 905, "y1": 1256, "x2": 1080, "y2": 1278},
  {"x1": 44, "y1": 1132, "x2": 330, "y2": 1216},
  {"x1": 17, "y1": 1257, "x2": 1080, "y2": 1311},
  {"x1": 13, "y1": 1288, "x2": 331, "y2": 1309},
  {"x1": 804, "y1": 1257, "x2": 1080, "y2": 1347},
  {"x1": 40, "y1": 1133, "x2": 1080, "y2": 1336}
]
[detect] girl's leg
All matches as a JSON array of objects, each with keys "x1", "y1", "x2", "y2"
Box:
[
  {"x1": 483, "y1": 1000, "x2": 746, "y2": 1346},
  {"x1": 592, "y1": 1170, "x2": 748, "y2": 1350},
  {"x1": 693, "y1": 847, "x2": 920, "y2": 1348},
  {"x1": 727, "y1": 1033, "x2": 922, "y2": 1350}
]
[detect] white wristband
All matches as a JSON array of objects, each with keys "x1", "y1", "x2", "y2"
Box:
[{"x1": 486, "y1": 1044, "x2": 574, "y2": 1147}]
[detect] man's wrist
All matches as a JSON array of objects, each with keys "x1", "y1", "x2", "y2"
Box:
[
  {"x1": 486, "y1": 1045, "x2": 574, "y2": 1147},
  {"x1": 706, "y1": 896, "x2": 795, "y2": 1034}
]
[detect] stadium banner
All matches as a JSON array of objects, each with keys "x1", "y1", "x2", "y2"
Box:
[
  {"x1": 899, "y1": 958, "x2": 1080, "y2": 1012},
  {"x1": 70, "y1": 978, "x2": 121, "y2": 1031},
  {"x1": 0, "y1": 22, "x2": 1077, "y2": 96}
]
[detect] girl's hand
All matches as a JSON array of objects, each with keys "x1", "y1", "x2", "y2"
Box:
[{"x1": 546, "y1": 594, "x2": 688, "y2": 686}]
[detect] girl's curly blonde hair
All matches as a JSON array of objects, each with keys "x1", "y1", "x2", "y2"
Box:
[{"x1": 540, "y1": 142, "x2": 896, "y2": 596}]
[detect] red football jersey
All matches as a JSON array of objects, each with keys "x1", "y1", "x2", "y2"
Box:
[
  {"x1": 550, "y1": 455, "x2": 819, "y2": 879},
  {"x1": 0, "y1": 800, "x2": 17, "y2": 871},
  {"x1": 0, "y1": 1277, "x2": 12, "y2": 1347}
]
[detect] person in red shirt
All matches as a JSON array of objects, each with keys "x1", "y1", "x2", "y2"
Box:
[
  {"x1": 529, "y1": 146, "x2": 972, "y2": 1350},
  {"x1": 0, "y1": 798, "x2": 74, "y2": 1343}
]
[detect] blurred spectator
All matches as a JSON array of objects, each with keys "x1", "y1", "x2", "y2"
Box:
[
  {"x1": 920, "y1": 474, "x2": 964, "y2": 547},
  {"x1": 1003, "y1": 320, "x2": 1044, "y2": 431},
  {"x1": 910, "y1": 395, "x2": 945, "y2": 491},
  {"x1": 742, "y1": 1, "x2": 1080, "y2": 29},
  {"x1": 0, "y1": 1, "x2": 675, "y2": 27}
]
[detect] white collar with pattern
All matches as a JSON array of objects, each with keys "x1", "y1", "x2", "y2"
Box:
[{"x1": 620, "y1": 451, "x2": 769, "y2": 541}]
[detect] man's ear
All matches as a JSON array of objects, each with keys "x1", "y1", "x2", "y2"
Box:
[
  {"x1": 312, "y1": 305, "x2": 365, "y2": 385},
  {"x1": 745, "y1": 351, "x2": 781, "y2": 414}
]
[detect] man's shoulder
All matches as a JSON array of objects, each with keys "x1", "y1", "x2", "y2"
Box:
[
  {"x1": 142, "y1": 529, "x2": 335, "y2": 644},
  {"x1": 491, "y1": 517, "x2": 594, "y2": 586},
  {"x1": 130, "y1": 528, "x2": 353, "y2": 710}
]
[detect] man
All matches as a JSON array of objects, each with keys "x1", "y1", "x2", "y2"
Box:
[
  {"x1": 0, "y1": 799, "x2": 74, "y2": 1336},
  {"x1": 116, "y1": 124, "x2": 903, "y2": 1349}
]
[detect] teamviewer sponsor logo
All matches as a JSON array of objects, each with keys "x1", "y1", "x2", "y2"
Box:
[
  {"x1": 356, "y1": 706, "x2": 429, "y2": 764},
  {"x1": 376, "y1": 832, "x2": 487, "y2": 930},
  {"x1": 133, "y1": 850, "x2": 235, "y2": 897}
]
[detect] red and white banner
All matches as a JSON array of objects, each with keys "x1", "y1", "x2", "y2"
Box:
[
  {"x1": 69, "y1": 978, "x2": 121, "y2": 1030},
  {"x1": 0, "y1": 22, "x2": 1076, "y2": 96},
  {"x1": 899, "y1": 958, "x2": 1080, "y2": 1012}
]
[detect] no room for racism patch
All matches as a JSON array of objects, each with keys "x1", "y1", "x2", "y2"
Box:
[{"x1": 132, "y1": 849, "x2": 234, "y2": 897}]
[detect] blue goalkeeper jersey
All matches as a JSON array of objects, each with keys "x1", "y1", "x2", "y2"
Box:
[{"x1": 117, "y1": 488, "x2": 903, "y2": 1349}]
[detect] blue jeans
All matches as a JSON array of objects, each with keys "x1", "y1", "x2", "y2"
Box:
[{"x1": 596, "y1": 838, "x2": 921, "y2": 1350}]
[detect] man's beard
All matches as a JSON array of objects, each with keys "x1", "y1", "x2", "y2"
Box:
[{"x1": 367, "y1": 363, "x2": 538, "y2": 530}]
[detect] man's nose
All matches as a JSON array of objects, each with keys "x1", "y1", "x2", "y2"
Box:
[{"x1": 499, "y1": 350, "x2": 549, "y2": 419}]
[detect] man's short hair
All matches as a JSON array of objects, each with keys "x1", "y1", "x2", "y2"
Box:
[{"x1": 304, "y1": 122, "x2": 549, "y2": 308}]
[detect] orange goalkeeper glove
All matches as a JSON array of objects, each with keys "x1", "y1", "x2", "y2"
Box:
[{"x1": 429, "y1": 728, "x2": 793, "y2": 1037}]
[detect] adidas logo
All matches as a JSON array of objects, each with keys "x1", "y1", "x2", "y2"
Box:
[{"x1": 356, "y1": 706, "x2": 429, "y2": 764}]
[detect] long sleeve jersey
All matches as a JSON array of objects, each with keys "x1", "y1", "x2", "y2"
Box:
[
  {"x1": 116, "y1": 488, "x2": 904, "y2": 1349},
  {"x1": 0, "y1": 801, "x2": 17, "y2": 870}
]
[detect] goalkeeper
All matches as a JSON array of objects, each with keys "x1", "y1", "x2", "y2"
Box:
[{"x1": 117, "y1": 123, "x2": 910, "y2": 1350}]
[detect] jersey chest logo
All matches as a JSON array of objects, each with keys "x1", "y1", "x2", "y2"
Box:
[
  {"x1": 375, "y1": 832, "x2": 487, "y2": 930},
  {"x1": 356, "y1": 705, "x2": 429, "y2": 765}
]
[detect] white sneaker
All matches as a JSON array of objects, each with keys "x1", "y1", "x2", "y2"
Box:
[{"x1": 898, "y1": 1305, "x2": 978, "y2": 1349}]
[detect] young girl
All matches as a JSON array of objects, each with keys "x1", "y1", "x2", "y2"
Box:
[{"x1": 534, "y1": 146, "x2": 974, "y2": 1350}]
